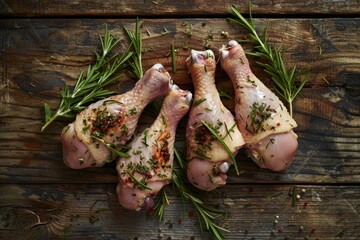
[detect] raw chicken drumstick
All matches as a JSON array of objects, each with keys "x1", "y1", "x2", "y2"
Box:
[
  {"x1": 116, "y1": 84, "x2": 192, "y2": 210},
  {"x1": 61, "y1": 64, "x2": 173, "y2": 169},
  {"x1": 186, "y1": 49, "x2": 245, "y2": 191},
  {"x1": 219, "y1": 40, "x2": 298, "y2": 171}
]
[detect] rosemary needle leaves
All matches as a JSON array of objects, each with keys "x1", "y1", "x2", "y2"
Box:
[
  {"x1": 125, "y1": 18, "x2": 228, "y2": 240},
  {"x1": 151, "y1": 189, "x2": 169, "y2": 221},
  {"x1": 201, "y1": 120, "x2": 239, "y2": 175},
  {"x1": 124, "y1": 17, "x2": 143, "y2": 79},
  {"x1": 42, "y1": 26, "x2": 132, "y2": 131},
  {"x1": 91, "y1": 136, "x2": 131, "y2": 159},
  {"x1": 172, "y1": 152, "x2": 228, "y2": 240},
  {"x1": 171, "y1": 43, "x2": 177, "y2": 73},
  {"x1": 228, "y1": 4, "x2": 310, "y2": 116}
]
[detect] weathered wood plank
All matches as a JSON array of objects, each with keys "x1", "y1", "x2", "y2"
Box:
[
  {"x1": 0, "y1": 18, "x2": 359, "y2": 183},
  {"x1": 1, "y1": 18, "x2": 358, "y2": 87},
  {"x1": 1, "y1": 0, "x2": 359, "y2": 17},
  {"x1": 0, "y1": 184, "x2": 359, "y2": 239},
  {"x1": 0, "y1": 86, "x2": 359, "y2": 184}
]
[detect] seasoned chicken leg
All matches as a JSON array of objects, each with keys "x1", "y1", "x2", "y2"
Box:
[
  {"x1": 116, "y1": 84, "x2": 192, "y2": 210},
  {"x1": 186, "y1": 49, "x2": 244, "y2": 191},
  {"x1": 219, "y1": 40, "x2": 298, "y2": 171},
  {"x1": 61, "y1": 64, "x2": 173, "y2": 169}
]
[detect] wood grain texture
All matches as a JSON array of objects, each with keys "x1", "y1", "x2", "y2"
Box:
[
  {"x1": 1, "y1": 18, "x2": 359, "y2": 184},
  {"x1": 1, "y1": 184, "x2": 359, "y2": 239},
  {"x1": 0, "y1": 18, "x2": 359, "y2": 87},
  {"x1": 0, "y1": 0, "x2": 359, "y2": 17},
  {"x1": 1, "y1": 1, "x2": 360, "y2": 239},
  {"x1": 1, "y1": 86, "x2": 359, "y2": 184}
]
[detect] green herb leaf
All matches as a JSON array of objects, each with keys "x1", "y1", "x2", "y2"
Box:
[
  {"x1": 42, "y1": 25, "x2": 132, "y2": 131},
  {"x1": 127, "y1": 171, "x2": 152, "y2": 190},
  {"x1": 192, "y1": 98, "x2": 206, "y2": 107},
  {"x1": 125, "y1": 18, "x2": 143, "y2": 79},
  {"x1": 174, "y1": 147, "x2": 184, "y2": 169},
  {"x1": 201, "y1": 120, "x2": 239, "y2": 175},
  {"x1": 92, "y1": 136, "x2": 131, "y2": 159},
  {"x1": 124, "y1": 18, "x2": 228, "y2": 240},
  {"x1": 172, "y1": 166, "x2": 228, "y2": 240},
  {"x1": 44, "y1": 103, "x2": 52, "y2": 122},
  {"x1": 218, "y1": 91, "x2": 232, "y2": 99},
  {"x1": 151, "y1": 189, "x2": 169, "y2": 221},
  {"x1": 228, "y1": 4, "x2": 311, "y2": 116},
  {"x1": 171, "y1": 43, "x2": 177, "y2": 73}
]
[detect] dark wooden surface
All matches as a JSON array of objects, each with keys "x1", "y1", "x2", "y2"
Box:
[{"x1": 1, "y1": 1, "x2": 360, "y2": 239}]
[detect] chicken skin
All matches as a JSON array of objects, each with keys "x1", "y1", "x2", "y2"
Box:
[
  {"x1": 220, "y1": 40, "x2": 298, "y2": 171},
  {"x1": 116, "y1": 84, "x2": 192, "y2": 210},
  {"x1": 186, "y1": 49, "x2": 244, "y2": 191},
  {"x1": 61, "y1": 64, "x2": 173, "y2": 169}
]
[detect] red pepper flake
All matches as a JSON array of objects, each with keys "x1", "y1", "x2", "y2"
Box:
[
  {"x1": 188, "y1": 210, "x2": 194, "y2": 218},
  {"x1": 310, "y1": 226, "x2": 317, "y2": 233},
  {"x1": 277, "y1": 122, "x2": 281, "y2": 127},
  {"x1": 148, "y1": 207, "x2": 154, "y2": 213},
  {"x1": 124, "y1": 177, "x2": 130, "y2": 183},
  {"x1": 304, "y1": 201, "x2": 309, "y2": 207},
  {"x1": 144, "y1": 172, "x2": 153, "y2": 179}
]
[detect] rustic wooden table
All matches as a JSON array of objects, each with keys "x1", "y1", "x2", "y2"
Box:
[{"x1": 1, "y1": 1, "x2": 359, "y2": 239}]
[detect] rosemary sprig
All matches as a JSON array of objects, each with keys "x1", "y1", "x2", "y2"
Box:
[
  {"x1": 42, "y1": 26, "x2": 132, "y2": 131},
  {"x1": 127, "y1": 171, "x2": 152, "y2": 190},
  {"x1": 201, "y1": 120, "x2": 239, "y2": 175},
  {"x1": 228, "y1": 4, "x2": 310, "y2": 116},
  {"x1": 92, "y1": 136, "x2": 131, "y2": 159},
  {"x1": 218, "y1": 90, "x2": 232, "y2": 99},
  {"x1": 126, "y1": 19, "x2": 228, "y2": 239},
  {"x1": 172, "y1": 152, "x2": 228, "y2": 240},
  {"x1": 192, "y1": 97, "x2": 206, "y2": 107},
  {"x1": 152, "y1": 189, "x2": 169, "y2": 221},
  {"x1": 171, "y1": 43, "x2": 177, "y2": 73},
  {"x1": 125, "y1": 18, "x2": 143, "y2": 79}
]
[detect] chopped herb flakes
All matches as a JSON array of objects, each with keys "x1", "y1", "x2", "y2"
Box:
[
  {"x1": 135, "y1": 164, "x2": 149, "y2": 174},
  {"x1": 249, "y1": 102, "x2": 276, "y2": 134},
  {"x1": 161, "y1": 114, "x2": 167, "y2": 127},
  {"x1": 127, "y1": 171, "x2": 152, "y2": 190},
  {"x1": 142, "y1": 129, "x2": 149, "y2": 146},
  {"x1": 128, "y1": 107, "x2": 138, "y2": 116},
  {"x1": 193, "y1": 147, "x2": 211, "y2": 159},
  {"x1": 91, "y1": 110, "x2": 123, "y2": 138},
  {"x1": 192, "y1": 98, "x2": 206, "y2": 107}
]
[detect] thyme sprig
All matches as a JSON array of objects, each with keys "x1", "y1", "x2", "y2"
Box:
[
  {"x1": 42, "y1": 26, "x2": 132, "y2": 131},
  {"x1": 228, "y1": 4, "x2": 310, "y2": 116}
]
